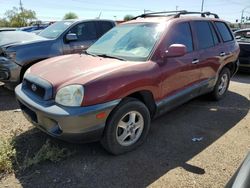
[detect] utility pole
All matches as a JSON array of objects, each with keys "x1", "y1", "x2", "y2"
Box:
[
  {"x1": 241, "y1": 6, "x2": 250, "y2": 26},
  {"x1": 201, "y1": 0, "x2": 204, "y2": 12},
  {"x1": 19, "y1": 0, "x2": 24, "y2": 12}
]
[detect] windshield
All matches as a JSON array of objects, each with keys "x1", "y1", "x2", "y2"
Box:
[
  {"x1": 39, "y1": 21, "x2": 74, "y2": 39},
  {"x1": 87, "y1": 23, "x2": 165, "y2": 61},
  {"x1": 235, "y1": 30, "x2": 250, "y2": 43}
]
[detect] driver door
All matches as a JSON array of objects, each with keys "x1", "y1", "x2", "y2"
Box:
[{"x1": 158, "y1": 22, "x2": 201, "y2": 100}]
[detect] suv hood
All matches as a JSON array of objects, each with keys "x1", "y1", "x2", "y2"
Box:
[
  {"x1": 29, "y1": 54, "x2": 144, "y2": 89},
  {"x1": 0, "y1": 31, "x2": 47, "y2": 47}
]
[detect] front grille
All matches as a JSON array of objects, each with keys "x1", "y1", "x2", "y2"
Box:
[
  {"x1": 24, "y1": 79, "x2": 46, "y2": 98},
  {"x1": 22, "y1": 74, "x2": 53, "y2": 100}
]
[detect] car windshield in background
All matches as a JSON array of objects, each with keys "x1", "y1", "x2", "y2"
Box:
[
  {"x1": 38, "y1": 21, "x2": 74, "y2": 39},
  {"x1": 87, "y1": 23, "x2": 165, "y2": 61},
  {"x1": 235, "y1": 30, "x2": 250, "y2": 43}
]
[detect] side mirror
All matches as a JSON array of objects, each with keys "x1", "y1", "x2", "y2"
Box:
[
  {"x1": 66, "y1": 33, "x2": 78, "y2": 42},
  {"x1": 165, "y1": 44, "x2": 187, "y2": 58}
]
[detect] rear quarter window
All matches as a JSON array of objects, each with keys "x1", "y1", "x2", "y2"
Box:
[{"x1": 215, "y1": 22, "x2": 233, "y2": 42}]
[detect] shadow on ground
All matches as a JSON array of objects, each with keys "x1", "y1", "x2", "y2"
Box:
[
  {"x1": 0, "y1": 85, "x2": 19, "y2": 111},
  {"x1": 11, "y1": 91, "x2": 249, "y2": 188}
]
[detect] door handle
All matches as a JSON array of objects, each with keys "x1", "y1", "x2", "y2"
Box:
[
  {"x1": 220, "y1": 52, "x2": 226, "y2": 57},
  {"x1": 192, "y1": 59, "x2": 199, "y2": 64}
]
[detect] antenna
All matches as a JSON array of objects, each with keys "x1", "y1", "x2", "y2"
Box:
[{"x1": 97, "y1": 11, "x2": 102, "y2": 19}]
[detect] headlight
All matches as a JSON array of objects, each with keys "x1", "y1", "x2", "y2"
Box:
[
  {"x1": 55, "y1": 85, "x2": 84, "y2": 107},
  {"x1": 5, "y1": 51, "x2": 16, "y2": 60}
]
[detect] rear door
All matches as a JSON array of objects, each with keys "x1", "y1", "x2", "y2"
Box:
[
  {"x1": 158, "y1": 22, "x2": 201, "y2": 100},
  {"x1": 190, "y1": 20, "x2": 222, "y2": 92},
  {"x1": 214, "y1": 21, "x2": 237, "y2": 67},
  {"x1": 63, "y1": 21, "x2": 98, "y2": 54}
]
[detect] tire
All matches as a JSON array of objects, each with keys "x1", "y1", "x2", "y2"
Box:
[
  {"x1": 101, "y1": 98, "x2": 151, "y2": 155},
  {"x1": 210, "y1": 68, "x2": 231, "y2": 100}
]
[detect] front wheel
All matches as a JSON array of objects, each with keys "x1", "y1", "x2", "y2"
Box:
[
  {"x1": 210, "y1": 68, "x2": 231, "y2": 100},
  {"x1": 101, "y1": 98, "x2": 151, "y2": 155}
]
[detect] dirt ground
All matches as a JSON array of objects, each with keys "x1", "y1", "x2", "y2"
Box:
[{"x1": 0, "y1": 72, "x2": 249, "y2": 188}]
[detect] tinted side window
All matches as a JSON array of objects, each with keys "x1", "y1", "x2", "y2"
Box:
[
  {"x1": 100, "y1": 21, "x2": 113, "y2": 35},
  {"x1": 166, "y1": 22, "x2": 193, "y2": 52},
  {"x1": 209, "y1": 22, "x2": 220, "y2": 45},
  {"x1": 215, "y1": 22, "x2": 233, "y2": 42},
  {"x1": 193, "y1": 21, "x2": 214, "y2": 49},
  {"x1": 69, "y1": 22, "x2": 97, "y2": 41}
]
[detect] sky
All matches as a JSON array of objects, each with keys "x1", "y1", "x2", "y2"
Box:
[{"x1": 0, "y1": 0, "x2": 250, "y2": 22}]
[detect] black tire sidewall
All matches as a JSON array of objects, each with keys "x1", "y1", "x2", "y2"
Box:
[
  {"x1": 213, "y1": 68, "x2": 231, "y2": 100},
  {"x1": 101, "y1": 98, "x2": 151, "y2": 155}
]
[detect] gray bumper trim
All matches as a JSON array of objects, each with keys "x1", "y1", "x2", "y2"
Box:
[{"x1": 15, "y1": 84, "x2": 121, "y2": 142}]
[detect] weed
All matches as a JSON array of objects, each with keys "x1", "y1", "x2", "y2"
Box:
[
  {"x1": 23, "y1": 140, "x2": 73, "y2": 169},
  {"x1": 0, "y1": 138, "x2": 16, "y2": 173}
]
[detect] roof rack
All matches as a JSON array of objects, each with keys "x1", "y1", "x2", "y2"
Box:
[
  {"x1": 131, "y1": 10, "x2": 186, "y2": 20},
  {"x1": 174, "y1": 11, "x2": 219, "y2": 18},
  {"x1": 132, "y1": 10, "x2": 219, "y2": 20}
]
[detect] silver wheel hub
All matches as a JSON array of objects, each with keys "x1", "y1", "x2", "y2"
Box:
[
  {"x1": 116, "y1": 111, "x2": 144, "y2": 146},
  {"x1": 218, "y1": 73, "x2": 228, "y2": 95}
]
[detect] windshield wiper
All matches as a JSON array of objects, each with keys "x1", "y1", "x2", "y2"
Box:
[
  {"x1": 82, "y1": 50, "x2": 97, "y2": 57},
  {"x1": 96, "y1": 54, "x2": 126, "y2": 61}
]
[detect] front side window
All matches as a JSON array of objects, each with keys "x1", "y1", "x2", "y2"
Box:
[
  {"x1": 39, "y1": 21, "x2": 74, "y2": 39},
  {"x1": 215, "y1": 22, "x2": 233, "y2": 42},
  {"x1": 193, "y1": 21, "x2": 214, "y2": 49},
  {"x1": 165, "y1": 22, "x2": 193, "y2": 52},
  {"x1": 68, "y1": 22, "x2": 97, "y2": 41},
  {"x1": 87, "y1": 23, "x2": 165, "y2": 61}
]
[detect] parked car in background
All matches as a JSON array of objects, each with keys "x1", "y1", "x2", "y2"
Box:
[
  {"x1": 226, "y1": 152, "x2": 250, "y2": 188},
  {"x1": 234, "y1": 28, "x2": 250, "y2": 72},
  {"x1": 0, "y1": 19, "x2": 116, "y2": 89},
  {"x1": 0, "y1": 28, "x2": 16, "y2": 32},
  {"x1": 17, "y1": 24, "x2": 49, "y2": 32},
  {"x1": 15, "y1": 11, "x2": 239, "y2": 155}
]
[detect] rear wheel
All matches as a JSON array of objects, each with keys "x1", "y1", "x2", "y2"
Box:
[
  {"x1": 210, "y1": 68, "x2": 231, "y2": 100},
  {"x1": 101, "y1": 98, "x2": 151, "y2": 155}
]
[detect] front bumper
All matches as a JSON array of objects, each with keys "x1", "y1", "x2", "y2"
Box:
[
  {"x1": 15, "y1": 84, "x2": 120, "y2": 143},
  {"x1": 0, "y1": 56, "x2": 22, "y2": 89}
]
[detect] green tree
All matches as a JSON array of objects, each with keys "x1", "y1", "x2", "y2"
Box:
[
  {"x1": 0, "y1": 18, "x2": 9, "y2": 27},
  {"x1": 3, "y1": 7, "x2": 36, "y2": 27},
  {"x1": 63, "y1": 12, "x2": 78, "y2": 20},
  {"x1": 124, "y1": 15, "x2": 134, "y2": 21}
]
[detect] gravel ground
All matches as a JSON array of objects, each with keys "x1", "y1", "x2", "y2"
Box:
[{"x1": 0, "y1": 73, "x2": 249, "y2": 188}]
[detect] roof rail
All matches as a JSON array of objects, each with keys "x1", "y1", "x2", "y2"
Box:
[
  {"x1": 174, "y1": 11, "x2": 219, "y2": 18},
  {"x1": 131, "y1": 10, "x2": 186, "y2": 20},
  {"x1": 132, "y1": 10, "x2": 219, "y2": 20}
]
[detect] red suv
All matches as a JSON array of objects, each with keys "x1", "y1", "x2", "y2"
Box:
[{"x1": 15, "y1": 11, "x2": 240, "y2": 155}]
